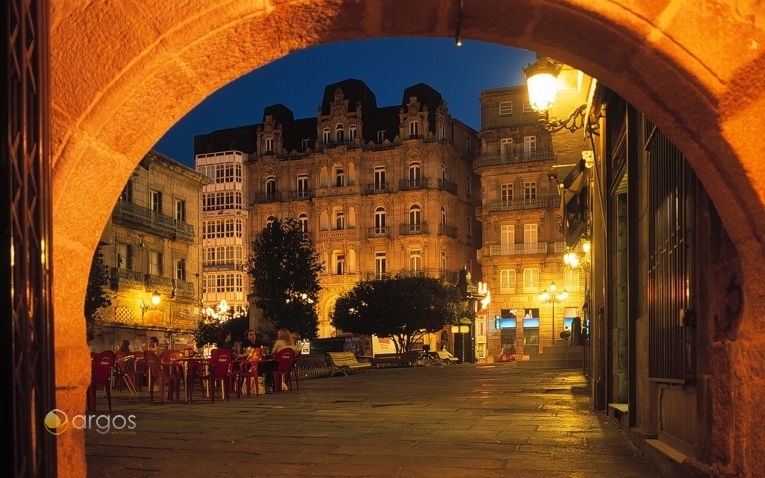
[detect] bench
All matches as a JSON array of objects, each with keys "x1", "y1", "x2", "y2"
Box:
[
  {"x1": 325, "y1": 352, "x2": 372, "y2": 376},
  {"x1": 435, "y1": 350, "x2": 460, "y2": 364},
  {"x1": 372, "y1": 351, "x2": 420, "y2": 368}
]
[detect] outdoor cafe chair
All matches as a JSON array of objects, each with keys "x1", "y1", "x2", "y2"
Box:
[
  {"x1": 272, "y1": 348, "x2": 296, "y2": 393},
  {"x1": 193, "y1": 348, "x2": 232, "y2": 403},
  {"x1": 113, "y1": 351, "x2": 137, "y2": 396},
  {"x1": 233, "y1": 350, "x2": 263, "y2": 398},
  {"x1": 88, "y1": 350, "x2": 115, "y2": 412},
  {"x1": 144, "y1": 350, "x2": 180, "y2": 403}
]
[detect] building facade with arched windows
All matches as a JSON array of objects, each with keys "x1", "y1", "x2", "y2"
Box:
[{"x1": 194, "y1": 79, "x2": 483, "y2": 338}]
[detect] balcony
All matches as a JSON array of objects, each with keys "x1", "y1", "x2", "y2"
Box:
[
  {"x1": 487, "y1": 243, "x2": 548, "y2": 256},
  {"x1": 487, "y1": 195, "x2": 559, "y2": 212},
  {"x1": 438, "y1": 179, "x2": 458, "y2": 195},
  {"x1": 317, "y1": 227, "x2": 358, "y2": 241},
  {"x1": 365, "y1": 182, "x2": 391, "y2": 195},
  {"x1": 398, "y1": 177, "x2": 429, "y2": 191},
  {"x1": 399, "y1": 221, "x2": 428, "y2": 236},
  {"x1": 285, "y1": 190, "x2": 313, "y2": 201},
  {"x1": 368, "y1": 226, "x2": 391, "y2": 238},
  {"x1": 474, "y1": 147, "x2": 555, "y2": 168},
  {"x1": 438, "y1": 223, "x2": 458, "y2": 238},
  {"x1": 253, "y1": 191, "x2": 281, "y2": 203},
  {"x1": 113, "y1": 200, "x2": 195, "y2": 243}
]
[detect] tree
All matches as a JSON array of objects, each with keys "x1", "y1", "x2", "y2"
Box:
[
  {"x1": 84, "y1": 249, "x2": 113, "y2": 341},
  {"x1": 331, "y1": 275, "x2": 465, "y2": 352},
  {"x1": 245, "y1": 218, "x2": 323, "y2": 339}
]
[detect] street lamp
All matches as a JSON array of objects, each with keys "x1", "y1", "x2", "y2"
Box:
[
  {"x1": 523, "y1": 54, "x2": 600, "y2": 135},
  {"x1": 539, "y1": 282, "x2": 568, "y2": 341},
  {"x1": 140, "y1": 290, "x2": 161, "y2": 321}
]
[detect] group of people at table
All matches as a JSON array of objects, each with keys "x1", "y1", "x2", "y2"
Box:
[{"x1": 114, "y1": 327, "x2": 302, "y2": 400}]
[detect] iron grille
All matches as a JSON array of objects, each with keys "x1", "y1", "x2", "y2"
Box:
[{"x1": 646, "y1": 118, "x2": 696, "y2": 383}]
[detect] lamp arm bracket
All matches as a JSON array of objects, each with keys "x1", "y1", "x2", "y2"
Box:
[{"x1": 539, "y1": 104, "x2": 601, "y2": 135}]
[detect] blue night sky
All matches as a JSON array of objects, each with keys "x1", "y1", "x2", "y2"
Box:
[{"x1": 152, "y1": 38, "x2": 536, "y2": 169}]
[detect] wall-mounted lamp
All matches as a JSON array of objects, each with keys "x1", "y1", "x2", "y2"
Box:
[
  {"x1": 523, "y1": 54, "x2": 600, "y2": 135},
  {"x1": 454, "y1": 0, "x2": 463, "y2": 46},
  {"x1": 140, "y1": 290, "x2": 161, "y2": 321}
]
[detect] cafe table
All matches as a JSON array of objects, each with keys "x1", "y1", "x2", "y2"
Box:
[{"x1": 171, "y1": 356, "x2": 210, "y2": 403}]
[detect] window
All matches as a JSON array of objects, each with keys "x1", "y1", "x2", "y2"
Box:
[
  {"x1": 298, "y1": 213, "x2": 308, "y2": 233},
  {"x1": 409, "y1": 121, "x2": 419, "y2": 138},
  {"x1": 348, "y1": 125, "x2": 356, "y2": 142},
  {"x1": 225, "y1": 218, "x2": 234, "y2": 237},
  {"x1": 501, "y1": 184, "x2": 513, "y2": 205},
  {"x1": 564, "y1": 269, "x2": 580, "y2": 292},
  {"x1": 522, "y1": 99, "x2": 533, "y2": 113},
  {"x1": 523, "y1": 135, "x2": 537, "y2": 158},
  {"x1": 523, "y1": 268, "x2": 539, "y2": 293},
  {"x1": 499, "y1": 101, "x2": 513, "y2": 116},
  {"x1": 375, "y1": 252, "x2": 387, "y2": 278},
  {"x1": 335, "y1": 254, "x2": 345, "y2": 275},
  {"x1": 323, "y1": 128, "x2": 331, "y2": 144},
  {"x1": 301, "y1": 139, "x2": 310, "y2": 151},
  {"x1": 175, "y1": 258, "x2": 187, "y2": 281},
  {"x1": 408, "y1": 162, "x2": 421, "y2": 187},
  {"x1": 374, "y1": 207, "x2": 386, "y2": 234},
  {"x1": 266, "y1": 216, "x2": 276, "y2": 225},
  {"x1": 336, "y1": 124, "x2": 344, "y2": 143},
  {"x1": 335, "y1": 210, "x2": 345, "y2": 230},
  {"x1": 374, "y1": 166, "x2": 386, "y2": 191},
  {"x1": 175, "y1": 199, "x2": 186, "y2": 222},
  {"x1": 150, "y1": 251, "x2": 163, "y2": 276},
  {"x1": 265, "y1": 137, "x2": 274, "y2": 153},
  {"x1": 500, "y1": 138, "x2": 513, "y2": 156},
  {"x1": 466, "y1": 139, "x2": 472, "y2": 152},
  {"x1": 297, "y1": 174, "x2": 309, "y2": 199},
  {"x1": 441, "y1": 251, "x2": 447, "y2": 271},
  {"x1": 440, "y1": 125, "x2": 446, "y2": 140},
  {"x1": 150, "y1": 190, "x2": 162, "y2": 213},
  {"x1": 500, "y1": 269, "x2": 517, "y2": 294},
  {"x1": 441, "y1": 206, "x2": 446, "y2": 225},
  {"x1": 409, "y1": 250, "x2": 422, "y2": 272},
  {"x1": 524, "y1": 224, "x2": 538, "y2": 251},
  {"x1": 501, "y1": 225, "x2": 515, "y2": 252},
  {"x1": 235, "y1": 219, "x2": 243, "y2": 238},
  {"x1": 466, "y1": 176, "x2": 472, "y2": 198},
  {"x1": 120, "y1": 180, "x2": 133, "y2": 202},
  {"x1": 376, "y1": 130, "x2": 386, "y2": 144},
  {"x1": 265, "y1": 177, "x2": 277, "y2": 200},
  {"x1": 117, "y1": 243, "x2": 133, "y2": 269},
  {"x1": 335, "y1": 168, "x2": 345, "y2": 187},
  {"x1": 466, "y1": 217, "x2": 472, "y2": 238},
  {"x1": 524, "y1": 181, "x2": 537, "y2": 202},
  {"x1": 409, "y1": 205, "x2": 421, "y2": 232}
]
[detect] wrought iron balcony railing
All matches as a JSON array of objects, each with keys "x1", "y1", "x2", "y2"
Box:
[{"x1": 113, "y1": 200, "x2": 195, "y2": 243}]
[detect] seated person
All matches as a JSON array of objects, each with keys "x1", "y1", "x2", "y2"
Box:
[
  {"x1": 241, "y1": 329, "x2": 266, "y2": 352},
  {"x1": 215, "y1": 328, "x2": 239, "y2": 358},
  {"x1": 143, "y1": 336, "x2": 159, "y2": 353},
  {"x1": 117, "y1": 339, "x2": 132, "y2": 354},
  {"x1": 271, "y1": 328, "x2": 294, "y2": 353}
]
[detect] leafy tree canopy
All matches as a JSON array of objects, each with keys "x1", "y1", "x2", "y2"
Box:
[
  {"x1": 331, "y1": 275, "x2": 465, "y2": 352},
  {"x1": 245, "y1": 218, "x2": 323, "y2": 339},
  {"x1": 84, "y1": 249, "x2": 113, "y2": 341}
]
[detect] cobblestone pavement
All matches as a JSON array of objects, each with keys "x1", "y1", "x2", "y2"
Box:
[{"x1": 85, "y1": 363, "x2": 660, "y2": 477}]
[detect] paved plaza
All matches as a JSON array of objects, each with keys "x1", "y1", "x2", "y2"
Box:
[{"x1": 84, "y1": 363, "x2": 659, "y2": 477}]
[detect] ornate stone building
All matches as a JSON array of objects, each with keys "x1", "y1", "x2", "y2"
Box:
[
  {"x1": 475, "y1": 70, "x2": 590, "y2": 361},
  {"x1": 91, "y1": 150, "x2": 208, "y2": 351},
  {"x1": 196, "y1": 79, "x2": 482, "y2": 338}
]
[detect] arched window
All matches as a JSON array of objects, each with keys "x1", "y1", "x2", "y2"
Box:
[
  {"x1": 265, "y1": 176, "x2": 276, "y2": 201},
  {"x1": 298, "y1": 213, "x2": 309, "y2": 233},
  {"x1": 408, "y1": 162, "x2": 421, "y2": 188},
  {"x1": 374, "y1": 207, "x2": 386, "y2": 234},
  {"x1": 409, "y1": 204, "x2": 421, "y2": 232},
  {"x1": 336, "y1": 124, "x2": 344, "y2": 143},
  {"x1": 348, "y1": 125, "x2": 357, "y2": 142}
]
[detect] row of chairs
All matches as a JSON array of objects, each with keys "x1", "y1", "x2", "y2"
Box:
[{"x1": 88, "y1": 347, "x2": 300, "y2": 411}]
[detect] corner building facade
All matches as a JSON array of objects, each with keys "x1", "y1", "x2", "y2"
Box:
[
  {"x1": 475, "y1": 74, "x2": 589, "y2": 361},
  {"x1": 197, "y1": 79, "x2": 482, "y2": 338}
]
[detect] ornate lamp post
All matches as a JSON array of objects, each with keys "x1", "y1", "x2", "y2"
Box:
[{"x1": 539, "y1": 282, "x2": 568, "y2": 341}]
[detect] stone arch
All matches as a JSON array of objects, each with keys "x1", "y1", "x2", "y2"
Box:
[{"x1": 49, "y1": 1, "x2": 765, "y2": 475}]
